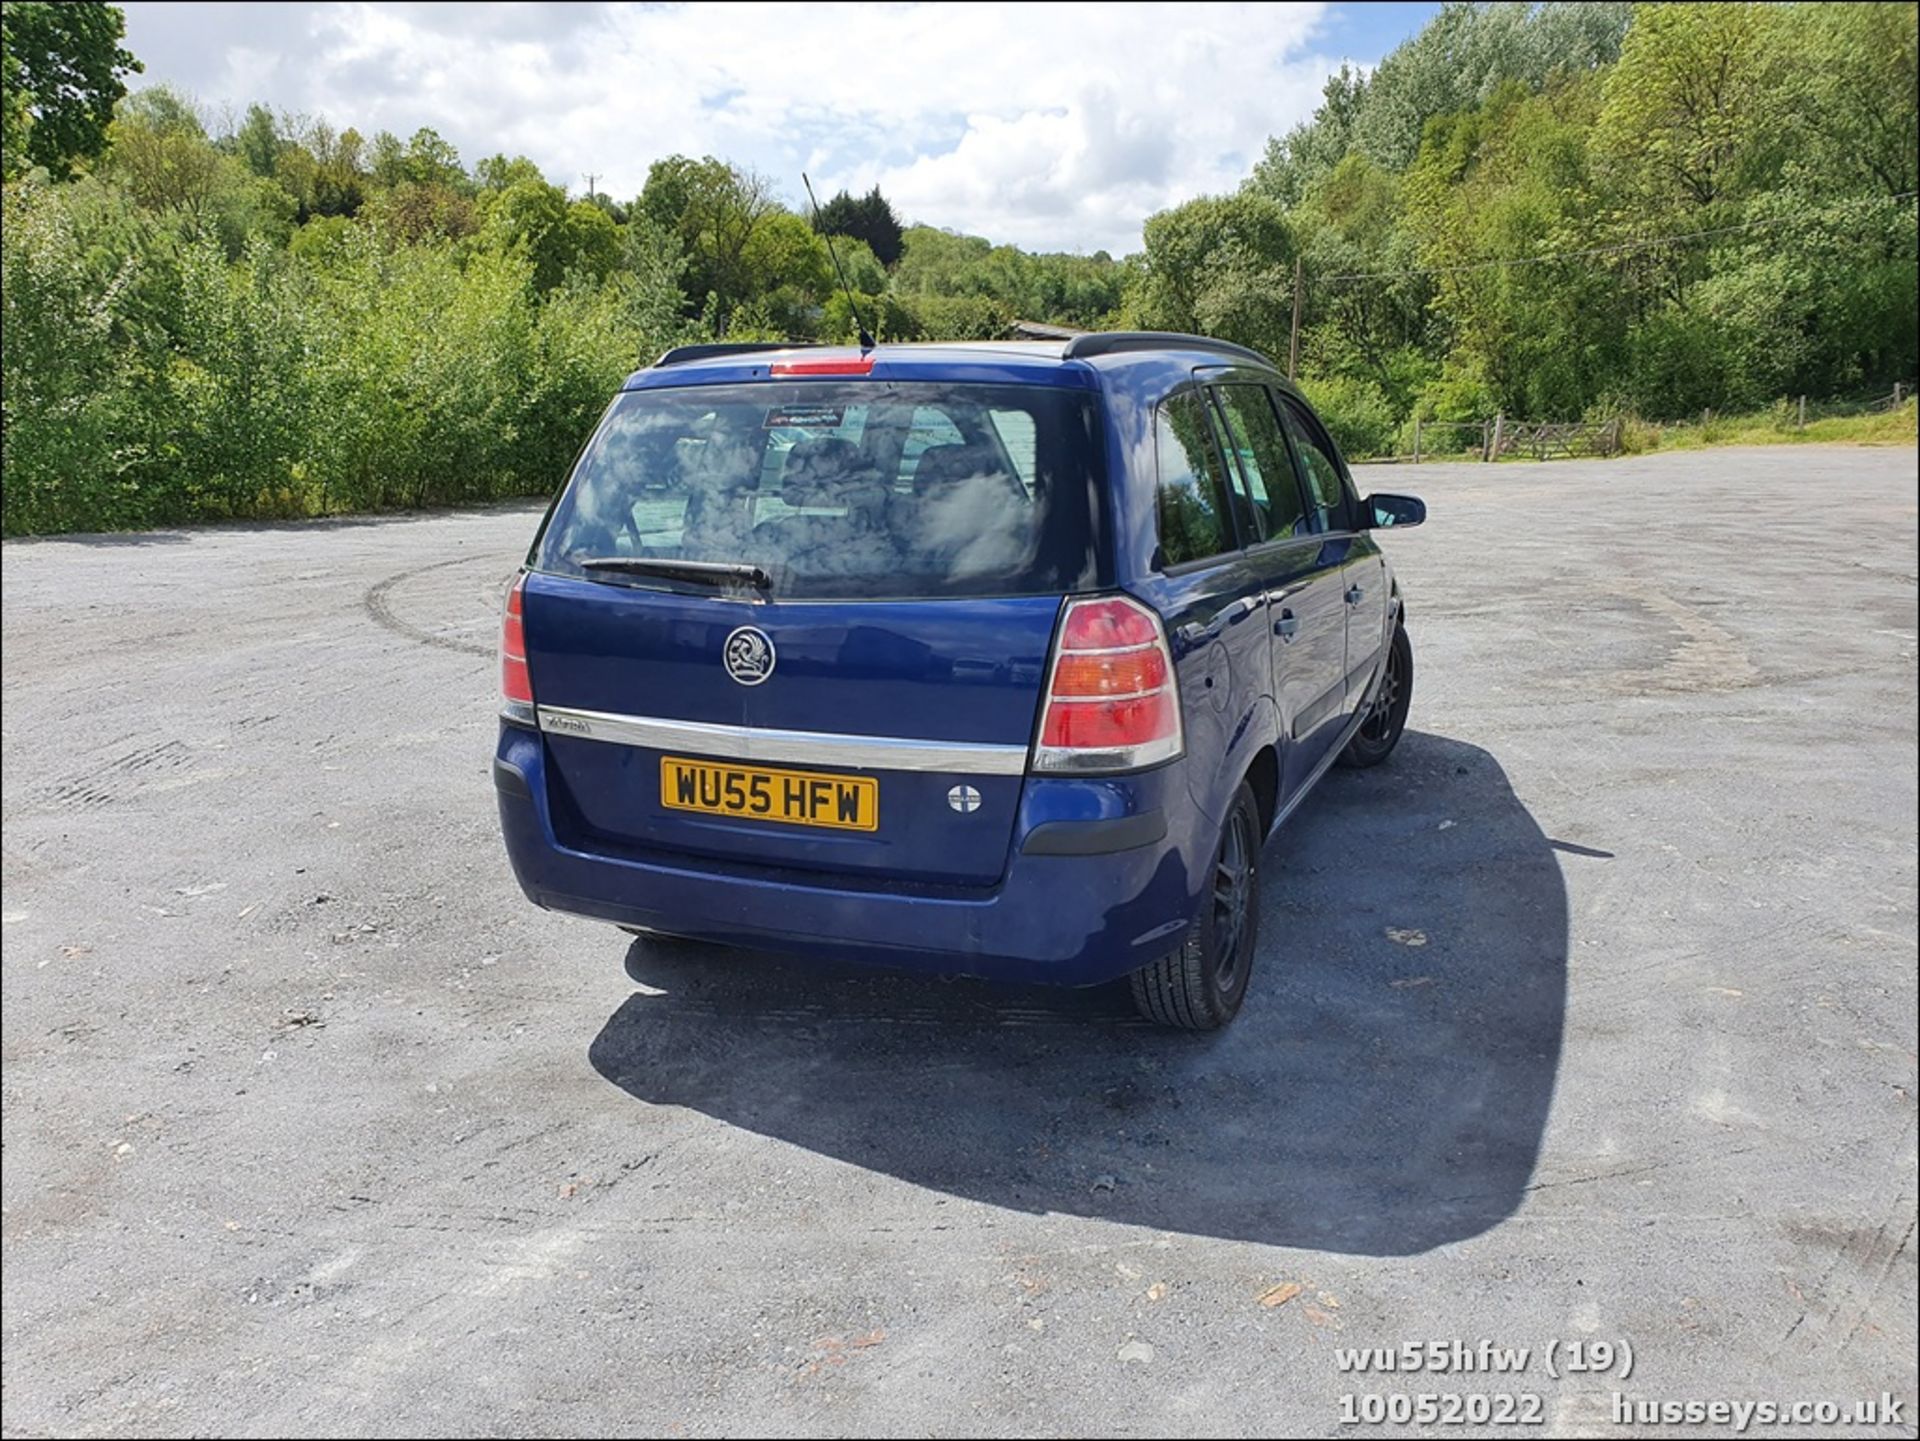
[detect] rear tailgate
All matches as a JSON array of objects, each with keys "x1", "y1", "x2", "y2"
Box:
[
  {"x1": 519, "y1": 370, "x2": 1106, "y2": 889},
  {"x1": 526, "y1": 576, "x2": 1059, "y2": 887}
]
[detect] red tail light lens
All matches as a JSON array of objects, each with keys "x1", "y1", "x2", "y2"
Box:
[
  {"x1": 1033, "y1": 596, "x2": 1182, "y2": 773},
  {"x1": 501, "y1": 574, "x2": 533, "y2": 711}
]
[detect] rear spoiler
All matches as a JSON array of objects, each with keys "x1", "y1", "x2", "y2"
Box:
[
  {"x1": 1060, "y1": 331, "x2": 1275, "y2": 368},
  {"x1": 652, "y1": 342, "x2": 824, "y2": 368}
]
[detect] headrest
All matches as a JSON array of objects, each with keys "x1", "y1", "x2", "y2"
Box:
[
  {"x1": 911, "y1": 444, "x2": 1010, "y2": 493},
  {"x1": 779, "y1": 436, "x2": 882, "y2": 509}
]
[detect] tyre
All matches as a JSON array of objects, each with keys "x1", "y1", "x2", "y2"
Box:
[
  {"x1": 1337, "y1": 623, "x2": 1413, "y2": 769},
  {"x1": 1129, "y1": 780, "x2": 1261, "y2": 1030}
]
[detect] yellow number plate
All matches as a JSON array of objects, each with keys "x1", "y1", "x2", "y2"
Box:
[{"x1": 659, "y1": 756, "x2": 878, "y2": 832}]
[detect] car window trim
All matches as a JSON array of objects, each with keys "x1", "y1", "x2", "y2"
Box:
[
  {"x1": 539, "y1": 379, "x2": 1110, "y2": 599},
  {"x1": 1273, "y1": 388, "x2": 1361, "y2": 534},
  {"x1": 1151, "y1": 382, "x2": 1245, "y2": 568},
  {"x1": 1199, "y1": 384, "x2": 1270, "y2": 548},
  {"x1": 1252, "y1": 383, "x2": 1325, "y2": 537}
]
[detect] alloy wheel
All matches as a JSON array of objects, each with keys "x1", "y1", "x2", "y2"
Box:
[{"x1": 1212, "y1": 806, "x2": 1255, "y2": 990}]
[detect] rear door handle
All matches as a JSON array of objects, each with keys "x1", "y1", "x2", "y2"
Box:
[
  {"x1": 1179, "y1": 594, "x2": 1260, "y2": 647},
  {"x1": 1274, "y1": 608, "x2": 1298, "y2": 641},
  {"x1": 1345, "y1": 585, "x2": 1365, "y2": 607}
]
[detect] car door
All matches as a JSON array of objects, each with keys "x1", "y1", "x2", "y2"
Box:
[
  {"x1": 1275, "y1": 391, "x2": 1389, "y2": 717},
  {"x1": 1141, "y1": 386, "x2": 1271, "y2": 824},
  {"x1": 1205, "y1": 381, "x2": 1350, "y2": 802}
]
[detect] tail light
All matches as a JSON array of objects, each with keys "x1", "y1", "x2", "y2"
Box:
[
  {"x1": 770, "y1": 355, "x2": 875, "y2": 376},
  {"x1": 1032, "y1": 596, "x2": 1183, "y2": 773},
  {"x1": 500, "y1": 574, "x2": 535, "y2": 723}
]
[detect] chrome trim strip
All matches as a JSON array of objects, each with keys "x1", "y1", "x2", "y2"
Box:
[
  {"x1": 1049, "y1": 686, "x2": 1165, "y2": 704},
  {"x1": 1066, "y1": 641, "x2": 1158, "y2": 657},
  {"x1": 1031, "y1": 731, "x2": 1183, "y2": 774},
  {"x1": 535, "y1": 704, "x2": 1030, "y2": 775}
]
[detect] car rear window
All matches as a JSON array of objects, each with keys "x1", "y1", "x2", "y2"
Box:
[{"x1": 536, "y1": 381, "x2": 1106, "y2": 600}]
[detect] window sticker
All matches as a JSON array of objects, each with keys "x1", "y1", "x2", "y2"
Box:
[{"x1": 764, "y1": 404, "x2": 845, "y2": 430}]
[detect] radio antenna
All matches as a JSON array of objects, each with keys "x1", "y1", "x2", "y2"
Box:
[{"x1": 802, "y1": 173, "x2": 876, "y2": 351}]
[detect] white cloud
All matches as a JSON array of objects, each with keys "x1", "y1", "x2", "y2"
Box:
[{"x1": 122, "y1": 1, "x2": 1350, "y2": 253}]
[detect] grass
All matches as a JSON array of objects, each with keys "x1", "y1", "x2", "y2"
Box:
[
  {"x1": 1367, "y1": 397, "x2": 1919, "y2": 463},
  {"x1": 1620, "y1": 397, "x2": 1918, "y2": 454}
]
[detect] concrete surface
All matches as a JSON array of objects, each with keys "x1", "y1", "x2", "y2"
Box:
[{"x1": 2, "y1": 445, "x2": 1915, "y2": 1438}]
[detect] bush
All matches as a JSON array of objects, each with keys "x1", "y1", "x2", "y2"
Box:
[
  {"x1": 1298, "y1": 374, "x2": 1399, "y2": 459},
  {"x1": 910, "y1": 293, "x2": 1014, "y2": 341},
  {"x1": 1, "y1": 190, "x2": 683, "y2": 534},
  {"x1": 1, "y1": 176, "x2": 164, "y2": 532}
]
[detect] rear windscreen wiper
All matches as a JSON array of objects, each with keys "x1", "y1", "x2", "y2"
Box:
[{"x1": 577, "y1": 557, "x2": 772, "y2": 592}]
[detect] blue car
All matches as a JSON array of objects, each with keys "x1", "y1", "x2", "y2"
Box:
[{"x1": 495, "y1": 332, "x2": 1424, "y2": 1028}]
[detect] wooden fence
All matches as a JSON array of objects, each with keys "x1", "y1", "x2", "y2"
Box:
[
  {"x1": 1367, "y1": 413, "x2": 1622, "y2": 463},
  {"x1": 1488, "y1": 415, "x2": 1624, "y2": 460}
]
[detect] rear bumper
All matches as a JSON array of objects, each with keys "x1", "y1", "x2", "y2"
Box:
[{"x1": 493, "y1": 723, "x2": 1207, "y2": 986}]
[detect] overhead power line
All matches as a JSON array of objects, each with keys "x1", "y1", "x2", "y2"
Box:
[{"x1": 1313, "y1": 190, "x2": 1919, "y2": 285}]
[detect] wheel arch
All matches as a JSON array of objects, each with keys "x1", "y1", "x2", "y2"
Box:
[{"x1": 1243, "y1": 743, "x2": 1280, "y2": 839}]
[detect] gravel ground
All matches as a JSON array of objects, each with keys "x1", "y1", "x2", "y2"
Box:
[{"x1": 2, "y1": 444, "x2": 1915, "y2": 1438}]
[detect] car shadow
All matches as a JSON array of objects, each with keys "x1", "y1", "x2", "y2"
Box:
[{"x1": 587, "y1": 731, "x2": 1568, "y2": 1256}]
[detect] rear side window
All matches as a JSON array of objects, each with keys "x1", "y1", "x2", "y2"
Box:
[
  {"x1": 1213, "y1": 385, "x2": 1309, "y2": 541},
  {"x1": 537, "y1": 382, "x2": 1105, "y2": 600},
  {"x1": 1276, "y1": 394, "x2": 1353, "y2": 533},
  {"x1": 1153, "y1": 390, "x2": 1236, "y2": 566}
]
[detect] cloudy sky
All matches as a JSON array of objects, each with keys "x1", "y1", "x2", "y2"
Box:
[{"x1": 121, "y1": 1, "x2": 1437, "y2": 254}]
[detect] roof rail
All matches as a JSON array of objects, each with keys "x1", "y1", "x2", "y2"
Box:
[
  {"x1": 1061, "y1": 330, "x2": 1277, "y2": 369},
  {"x1": 653, "y1": 341, "x2": 822, "y2": 368}
]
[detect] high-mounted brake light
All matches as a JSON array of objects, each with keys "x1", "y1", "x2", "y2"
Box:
[
  {"x1": 770, "y1": 355, "x2": 876, "y2": 376},
  {"x1": 500, "y1": 574, "x2": 534, "y2": 721},
  {"x1": 1032, "y1": 596, "x2": 1183, "y2": 773}
]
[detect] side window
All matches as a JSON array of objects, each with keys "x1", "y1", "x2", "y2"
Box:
[
  {"x1": 986, "y1": 409, "x2": 1038, "y2": 494},
  {"x1": 897, "y1": 405, "x2": 967, "y2": 487},
  {"x1": 1153, "y1": 390, "x2": 1237, "y2": 566},
  {"x1": 1276, "y1": 394, "x2": 1353, "y2": 534},
  {"x1": 1212, "y1": 384, "x2": 1309, "y2": 540}
]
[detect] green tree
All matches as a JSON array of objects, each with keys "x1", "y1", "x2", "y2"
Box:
[
  {"x1": 479, "y1": 179, "x2": 623, "y2": 291},
  {"x1": 1403, "y1": 76, "x2": 1620, "y2": 419},
  {"x1": 1595, "y1": 2, "x2": 1792, "y2": 208},
  {"x1": 480, "y1": 177, "x2": 571, "y2": 289},
  {"x1": 362, "y1": 180, "x2": 476, "y2": 243},
  {"x1": 473, "y1": 152, "x2": 545, "y2": 191},
  {"x1": 2, "y1": 41, "x2": 34, "y2": 178},
  {"x1": 1292, "y1": 154, "x2": 1432, "y2": 409},
  {"x1": 742, "y1": 210, "x2": 830, "y2": 291},
  {"x1": 233, "y1": 103, "x2": 281, "y2": 178},
  {"x1": 271, "y1": 119, "x2": 360, "y2": 219},
  {"x1": 738, "y1": 209, "x2": 831, "y2": 335},
  {"x1": 105, "y1": 87, "x2": 223, "y2": 214},
  {"x1": 0, "y1": 0, "x2": 141, "y2": 178},
  {"x1": 1249, "y1": 1, "x2": 1630, "y2": 203},
  {"x1": 1782, "y1": 2, "x2": 1918, "y2": 199},
  {"x1": 1127, "y1": 191, "x2": 1296, "y2": 359},
  {"x1": 563, "y1": 198, "x2": 621, "y2": 282},
  {"x1": 638, "y1": 154, "x2": 776, "y2": 324},
  {"x1": 812, "y1": 185, "x2": 904, "y2": 267},
  {"x1": 1249, "y1": 65, "x2": 1367, "y2": 209},
  {"x1": 368, "y1": 129, "x2": 406, "y2": 187},
  {"x1": 401, "y1": 126, "x2": 466, "y2": 190}
]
